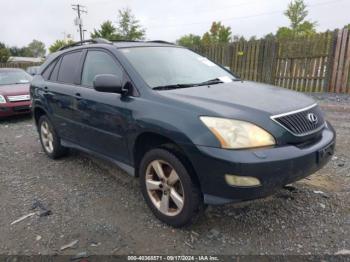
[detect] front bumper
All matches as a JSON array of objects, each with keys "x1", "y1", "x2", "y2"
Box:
[
  {"x1": 0, "y1": 101, "x2": 31, "y2": 117},
  {"x1": 189, "y1": 123, "x2": 336, "y2": 205}
]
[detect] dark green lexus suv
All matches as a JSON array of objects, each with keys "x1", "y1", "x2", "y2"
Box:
[{"x1": 30, "y1": 39, "x2": 336, "y2": 227}]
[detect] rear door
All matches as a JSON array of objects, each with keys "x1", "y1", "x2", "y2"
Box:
[
  {"x1": 74, "y1": 49, "x2": 131, "y2": 163},
  {"x1": 46, "y1": 50, "x2": 84, "y2": 143}
]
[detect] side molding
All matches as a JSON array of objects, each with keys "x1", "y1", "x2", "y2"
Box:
[{"x1": 61, "y1": 139, "x2": 135, "y2": 176}]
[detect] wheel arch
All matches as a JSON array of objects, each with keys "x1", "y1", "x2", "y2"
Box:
[
  {"x1": 132, "y1": 131, "x2": 201, "y2": 187},
  {"x1": 33, "y1": 106, "x2": 49, "y2": 126}
]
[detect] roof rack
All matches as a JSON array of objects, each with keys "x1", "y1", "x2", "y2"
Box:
[
  {"x1": 58, "y1": 38, "x2": 112, "y2": 51},
  {"x1": 110, "y1": 40, "x2": 141, "y2": 43},
  {"x1": 146, "y1": 40, "x2": 176, "y2": 45}
]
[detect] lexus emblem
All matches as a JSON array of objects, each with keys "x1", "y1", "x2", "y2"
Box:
[{"x1": 307, "y1": 113, "x2": 318, "y2": 124}]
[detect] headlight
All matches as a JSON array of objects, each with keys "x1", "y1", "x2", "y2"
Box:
[
  {"x1": 200, "y1": 116, "x2": 275, "y2": 149},
  {"x1": 0, "y1": 95, "x2": 6, "y2": 104}
]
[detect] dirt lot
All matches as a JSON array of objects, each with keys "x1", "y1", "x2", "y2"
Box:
[{"x1": 0, "y1": 94, "x2": 349, "y2": 256}]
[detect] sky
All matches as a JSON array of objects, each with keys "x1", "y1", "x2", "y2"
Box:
[{"x1": 0, "y1": 0, "x2": 349, "y2": 49}]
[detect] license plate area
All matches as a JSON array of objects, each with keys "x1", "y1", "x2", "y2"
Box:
[
  {"x1": 317, "y1": 142, "x2": 334, "y2": 164},
  {"x1": 13, "y1": 106, "x2": 30, "y2": 112}
]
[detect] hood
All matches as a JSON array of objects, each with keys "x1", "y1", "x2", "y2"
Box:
[
  {"x1": 159, "y1": 81, "x2": 315, "y2": 115},
  {"x1": 0, "y1": 84, "x2": 30, "y2": 96}
]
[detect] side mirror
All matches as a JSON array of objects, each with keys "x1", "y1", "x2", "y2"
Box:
[{"x1": 93, "y1": 74, "x2": 124, "y2": 94}]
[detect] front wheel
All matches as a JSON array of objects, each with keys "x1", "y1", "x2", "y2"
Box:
[{"x1": 139, "y1": 148, "x2": 203, "y2": 227}]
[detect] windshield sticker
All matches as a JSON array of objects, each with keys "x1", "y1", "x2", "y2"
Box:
[
  {"x1": 218, "y1": 76, "x2": 233, "y2": 83},
  {"x1": 19, "y1": 80, "x2": 29, "y2": 83},
  {"x1": 121, "y1": 49, "x2": 130, "y2": 53},
  {"x1": 198, "y1": 57, "x2": 215, "y2": 67}
]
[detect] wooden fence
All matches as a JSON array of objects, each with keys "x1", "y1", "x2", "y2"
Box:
[
  {"x1": 193, "y1": 29, "x2": 350, "y2": 93},
  {"x1": 0, "y1": 62, "x2": 42, "y2": 70}
]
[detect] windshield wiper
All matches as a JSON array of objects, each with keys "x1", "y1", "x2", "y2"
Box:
[
  {"x1": 195, "y1": 78, "x2": 224, "y2": 86},
  {"x1": 153, "y1": 77, "x2": 239, "y2": 90},
  {"x1": 153, "y1": 83, "x2": 195, "y2": 90}
]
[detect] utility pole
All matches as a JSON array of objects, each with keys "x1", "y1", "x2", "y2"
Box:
[
  {"x1": 72, "y1": 4, "x2": 87, "y2": 42},
  {"x1": 83, "y1": 30, "x2": 87, "y2": 41}
]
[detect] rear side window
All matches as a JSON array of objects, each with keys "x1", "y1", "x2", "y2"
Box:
[
  {"x1": 42, "y1": 59, "x2": 57, "y2": 80},
  {"x1": 57, "y1": 51, "x2": 82, "y2": 84},
  {"x1": 50, "y1": 57, "x2": 61, "y2": 81},
  {"x1": 81, "y1": 50, "x2": 122, "y2": 87}
]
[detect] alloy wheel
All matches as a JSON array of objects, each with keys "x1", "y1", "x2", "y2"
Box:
[
  {"x1": 40, "y1": 121, "x2": 54, "y2": 153},
  {"x1": 145, "y1": 160, "x2": 185, "y2": 216}
]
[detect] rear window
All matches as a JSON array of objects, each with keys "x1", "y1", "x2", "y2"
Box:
[{"x1": 57, "y1": 51, "x2": 82, "y2": 84}]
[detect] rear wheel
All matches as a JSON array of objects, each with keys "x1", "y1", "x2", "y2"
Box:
[
  {"x1": 38, "y1": 115, "x2": 68, "y2": 159},
  {"x1": 139, "y1": 148, "x2": 203, "y2": 227}
]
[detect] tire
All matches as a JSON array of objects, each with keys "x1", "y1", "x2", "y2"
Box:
[
  {"x1": 38, "y1": 115, "x2": 68, "y2": 159},
  {"x1": 139, "y1": 148, "x2": 203, "y2": 227}
]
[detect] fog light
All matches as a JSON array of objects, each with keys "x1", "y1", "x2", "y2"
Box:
[{"x1": 225, "y1": 174, "x2": 261, "y2": 187}]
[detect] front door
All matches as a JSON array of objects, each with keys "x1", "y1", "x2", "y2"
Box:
[{"x1": 75, "y1": 49, "x2": 131, "y2": 163}]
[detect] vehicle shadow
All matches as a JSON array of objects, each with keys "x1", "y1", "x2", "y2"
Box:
[
  {"x1": 73, "y1": 149, "x2": 314, "y2": 230},
  {"x1": 0, "y1": 114, "x2": 32, "y2": 124},
  {"x1": 190, "y1": 183, "x2": 323, "y2": 235}
]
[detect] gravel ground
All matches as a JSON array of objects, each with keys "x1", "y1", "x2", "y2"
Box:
[{"x1": 0, "y1": 94, "x2": 349, "y2": 256}]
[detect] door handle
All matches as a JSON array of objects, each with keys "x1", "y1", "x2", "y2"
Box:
[{"x1": 75, "y1": 93, "x2": 82, "y2": 100}]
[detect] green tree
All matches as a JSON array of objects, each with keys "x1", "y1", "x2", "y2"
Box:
[
  {"x1": 297, "y1": 21, "x2": 317, "y2": 35},
  {"x1": 232, "y1": 35, "x2": 240, "y2": 42},
  {"x1": 91, "y1": 20, "x2": 120, "y2": 40},
  {"x1": 344, "y1": 24, "x2": 350, "y2": 30},
  {"x1": 116, "y1": 8, "x2": 146, "y2": 40},
  {"x1": 0, "y1": 42, "x2": 10, "y2": 62},
  {"x1": 201, "y1": 22, "x2": 232, "y2": 44},
  {"x1": 276, "y1": 27, "x2": 294, "y2": 39},
  {"x1": 201, "y1": 32, "x2": 212, "y2": 45},
  {"x1": 9, "y1": 47, "x2": 22, "y2": 56},
  {"x1": 277, "y1": 0, "x2": 316, "y2": 39},
  {"x1": 217, "y1": 25, "x2": 232, "y2": 43},
  {"x1": 27, "y1": 40, "x2": 46, "y2": 57},
  {"x1": 9, "y1": 46, "x2": 29, "y2": 57},
  {"x1": 249, "y1": 36, "x2": 257, "y2": 41},
  {"x1": 176, "y1": 34, "x2": 201, "y2": 47},
  {"x1": 232, "y1": 35, "x2": 246, "y2": 42},
  {"x1": 49, "y1": 39, "x2": 74, "y2": 53},
  {"x1": 264, "y1": 33, "x2": 276, "y2": 40},
  {"x1": 285, "y1": 0, "x2": 308, "y2": 30}
]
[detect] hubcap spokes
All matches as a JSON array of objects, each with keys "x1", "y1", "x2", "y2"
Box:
[
  {"x1": 41, "y1": 121, "x2": 54, "y2": 153},
  {"x1": 146, "y1": 160, "x2": 184, "y2": 216}
]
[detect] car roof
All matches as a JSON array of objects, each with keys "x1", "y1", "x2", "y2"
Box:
[
  {"x1": 112, "y1": 41, "x2": 177, "y2": 48},
  {"x1": 57, "y1": 38, "x2": 179, "y2": 52}
]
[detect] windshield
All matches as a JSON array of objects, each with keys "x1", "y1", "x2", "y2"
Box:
[
  {"x1": 0, "y1": 70, "x2": 32, "y2": 85},
  {"x1": 120, "y1": 47, "x2": 237, "y2": 88}
]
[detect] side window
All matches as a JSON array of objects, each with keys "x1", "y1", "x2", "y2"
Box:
[
  {"x1": 57, "y1": 51, "x2": 82, "y2": 84},
  {"x1": 49, "y1": 57, "x2": 61, "y2": 81},
  {"x1": 81, "y1": 50, "x2": 122, "y2": 87},
  {"x1": 42, "y1": 59, "x2": 57, "y2": 80}
]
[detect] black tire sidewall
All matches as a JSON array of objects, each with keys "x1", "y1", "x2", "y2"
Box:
[{"x1": 139, "y1": 148, "x2": 202, "y2": 227}]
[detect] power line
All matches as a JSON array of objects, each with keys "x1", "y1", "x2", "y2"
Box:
[
  {"x1": 148, "y1": 0, "x2": 346, "y2": 29},
  {"x1": 72, "y1": 4, "x2": 87, "y2": 41}
]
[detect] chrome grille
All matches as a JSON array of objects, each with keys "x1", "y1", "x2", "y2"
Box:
[
  {"x1": 7, "y1": 95, "x2": 30, "y2": 102},
  {"x1": 271, "y1": 104, "x2": 325, "y2": 136}
]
